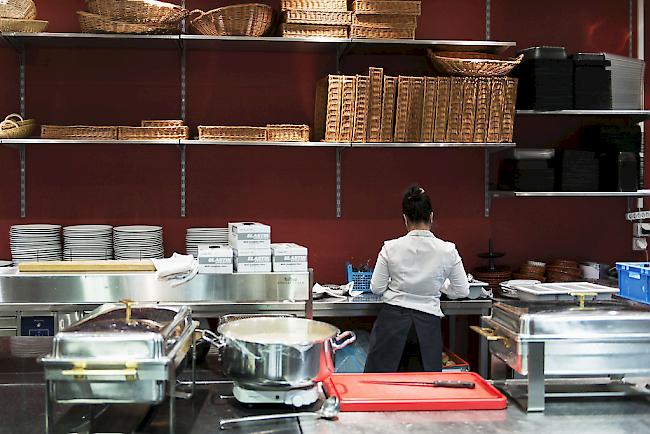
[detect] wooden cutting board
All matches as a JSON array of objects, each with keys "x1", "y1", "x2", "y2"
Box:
[{"x1": 18, "y1": 260, "x2": 156, "y2": 273}]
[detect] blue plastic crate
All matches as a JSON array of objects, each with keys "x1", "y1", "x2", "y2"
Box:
[
  {"x1": 346, "y1": 263, "x2": 373, "y2": 293},
  {"x1": 616, "y1": 262, "x2": 650, "y2": 305}
]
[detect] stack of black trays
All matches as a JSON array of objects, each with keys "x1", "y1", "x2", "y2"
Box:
[
  {"x1": 514, "y1": 47, "x2": 573, "y2": 110},
  {"x1": 498, "y1": 150, "x2": 555, "y2": 191},
  {"x1": 571, "y1": 53, "x2": 612, "y2": 109},
  {"x1": 555, "y1": 150, "x2": 599, "y2": 191},
  {"x1": 584, "y1": 125, "x2": 641, "y2": 191}
]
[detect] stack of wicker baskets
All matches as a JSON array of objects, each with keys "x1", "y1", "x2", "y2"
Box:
[
  {"x1": 280, "y1": 0, "x2": 351, "y2": 39},
  {"x1": 0, "y1": 0, "x2": 48, "y2": 33},
  {"x1": 314, "y1": 68, "x2": 518, "y2": 144},
  {"x1": 351, "y1": 0, "x2": 421, "y2": 39},
  {"x1": 78, "y1": 0, "x2": 188, "y2": 35},
  {"x1": 41, "y1": 120, "x2": 189, "y2": 141}
]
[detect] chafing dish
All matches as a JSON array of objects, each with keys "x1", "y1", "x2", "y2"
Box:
[
  {"x1": 473, "y1": 300, "x2": 650, "y2": 412},
  {"x1": 41, "y1": 302, "x2": 198, "y2": 434}
]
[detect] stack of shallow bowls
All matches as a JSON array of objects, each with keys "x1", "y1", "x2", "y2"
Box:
[
  {"x1": 10, "y1": 224, "x2": 62, "y2": 263},
  {"x1": 546, "y1": 259, "x2": 582, "y2": 282},
  {"x1": 63, "y1": 225, "x2": 113, "y2": 261},
  {"x1": 185, "y1": 227, "x2": 228, "y2": 257},
  {"x1": 113, "y1": 226, "x2": 164, "y2": 260},
  {"x1": 513, "y1": 260, "x2": 546, "y2": 281}
]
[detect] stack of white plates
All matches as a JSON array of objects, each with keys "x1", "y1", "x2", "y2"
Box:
[
  {"x1": 186, "y1": 227, "x2": 228, "y2": 257},
  {"x1": 113, "y1": 226, "x2": 164, "y2": 260},
  {"x1": 10, "y1": 224, "x2": 62, "y2": 263},
  {"x1": 63, "y1": 225, "x2": 113, "y2": 261}
]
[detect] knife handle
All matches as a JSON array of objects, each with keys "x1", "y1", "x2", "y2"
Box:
[{"x1": 433, "y1": 380, "x2": 475, "y2": 389}]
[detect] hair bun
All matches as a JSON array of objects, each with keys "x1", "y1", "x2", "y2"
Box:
[{"x1": 407, "y1": 185, "x2": 425, "y2": 200}]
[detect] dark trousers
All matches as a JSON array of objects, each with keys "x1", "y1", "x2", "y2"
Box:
[{"x1": 364, "y1": 303, "x2": 443, "y2": 373}]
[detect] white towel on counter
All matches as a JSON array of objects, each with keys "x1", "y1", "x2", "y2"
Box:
[
  {"x1": 151, "y1": 253, "x2": 198, "y2": 287},
  {"x1": 313, "y1": 282, "x2": 359, "y2": 301}
]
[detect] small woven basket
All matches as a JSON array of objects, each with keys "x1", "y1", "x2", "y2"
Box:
[
  {"x1": 352, "y1": 14, "x2": 418, "y2": 29},
  {"x1": 281, "y1": 23, "x2": 348, "y2": 38},
  {"x1": 352, "y1": 1, "x2": 422, "y2": 16},
  {"x1": 351, "y1": 26, "x2": 415, "y2": 39},
  {"x1": 283, "y1": 10, "x2": 352, "y2": 26},
  {"x1": 86, "y1": 0, "x2": 189, "y2": 24},
  {"x1": 77, "y1": 11, "x2": 179, "y2": 34},
  {"x1": 0, "y1": 114, "x2": 36, "y2": 139},
  {"x1": 281, "y1": 0, "x2": 348, "y2": 12},
  {"x1": 41, "y1": 125, "x2": 118, "y2": 140},
  {"x1": 428, "y1": 51, "x2": 524, "y2": 77},
  {"x1": 118, "y1": 126, "x2": 189, "y2": 140},
  {"x1": 198, "y1": 126, "x2": 267, "y2": 141},
  {"x1": 0, "y1": 17, "x2": 47, "y2": 32},
  {"x1": 266, "y1": 124, "x2": 310, "y2": 142},
  {"x1": 190, "y1": 4, "x2": 273, "y2": 37},
  {"x1": 0, "y1": 0, "x2": 35, "y2": 20},
  {"x1": 141, "y1": 120, "x2": 184, "y2": 127}
]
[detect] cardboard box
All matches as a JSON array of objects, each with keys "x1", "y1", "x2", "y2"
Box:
[
  {"x1": 197, "y1": 244, "x2": 233, "y2": 274},
  {"x1": 272, "y1": 243, "x2": 308, "y2": 272},
  {"x1": 234, "y1": 248, "x2": 272, "y2": 273},
  {"x1": 229, "y1": 222, "x2": 271, "y2": 249}
]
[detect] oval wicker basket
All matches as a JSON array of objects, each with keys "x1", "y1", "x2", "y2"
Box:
[
  {"x1": 0, "y1": 0, "x2": 35, "y2": 20},
  {"x1": 0, "y1": 17, "x2": 47, "y2": 32},
  {"x1": 190, "y1": 4, "x2": 273, "y2": 37},
  {"x1": 77, "y1": 11, "x2": 179, "y2": 34},
  {"x1": 198, "y1": 126, "x2": 267, "y2": 141},
  {"x1": 0, "y1": 114, "x2": 36, "y2": 139},
  {"x1": 428, "y1": 51, "x2": 523, "y2": 77},
  {"x1": 41, "y1": 125, "x2": 119, "y2": 140},
  {"x1": 141, "y1": 120, "x2": 184, "y2": 127},
  {"x1": 118, "y1": 126, "x2": 189, "y2": 140},
  {"x1": 86, "y1": 0, "x2": 189, "y2": 24}
]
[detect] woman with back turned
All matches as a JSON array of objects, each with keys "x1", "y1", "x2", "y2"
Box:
[{"x1": 364, "y1": 185, "x2": 470, "y2": 372}]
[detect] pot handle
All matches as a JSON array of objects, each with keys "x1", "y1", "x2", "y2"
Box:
[
  {"x1": 200, "y1": 329, "x2": 225, "y2": 348},
  {"x1": 331, "y1": 330, "x2": 356, "y2": 351}
]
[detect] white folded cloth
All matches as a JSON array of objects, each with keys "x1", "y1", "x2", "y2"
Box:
[{"x1": 151, "y1": 253, "x2": 198, "y2": 287}]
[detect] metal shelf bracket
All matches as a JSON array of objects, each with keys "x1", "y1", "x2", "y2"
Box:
[
  {"x1": 336, "y1": 147, "x2": 344, "y2": 218},
  {"x1": 19, "y1": 144, "x2": 26, "y2": 218},
  {"x1": 484, "y1": 148, "x2": 491, "y2": 217},
  {"x1": 178, "y1": 144, "x2": 187, "y2": 218}
]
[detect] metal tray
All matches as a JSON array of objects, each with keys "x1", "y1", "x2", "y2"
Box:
[{"x1": 510, "y1": 282, "x2": 618, "y2": 302}]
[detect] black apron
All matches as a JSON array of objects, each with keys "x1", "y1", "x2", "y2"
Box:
[{"x1": 364, "y1": 303, "x2": 442, "y2": 373}]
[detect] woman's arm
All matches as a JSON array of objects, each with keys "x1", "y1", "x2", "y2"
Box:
[
  {"x1": 445, "y1": 249, "x2": 470, "y2": 299},
  {"x1": 370, "y1": 246, "x2": 389, "y2": 295}
]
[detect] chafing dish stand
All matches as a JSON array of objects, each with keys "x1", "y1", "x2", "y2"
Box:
[
  {"x1": 473, "y1": 299, "x2": 650, "y2": 412},
  {"x1": 41, "y1": 303, "x2": 198, "y2": 434}
]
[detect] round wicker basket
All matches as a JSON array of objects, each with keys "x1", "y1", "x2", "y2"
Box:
[
  {"x1": 0, "y1": 0, "x2": 36, "y2": 20},
  {"x1": 86, "y1": 0, "x2": 189, "y2": 24},
  {"x1": 428, "y1": 51, "x2": 523, "y2": 77}
]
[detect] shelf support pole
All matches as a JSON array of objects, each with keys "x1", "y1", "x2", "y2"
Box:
[
  {"x1": 19, "y1": 46, "x2": 26, "y2": 218},
  {"x1": 484, "y1": 148, "x2": 491, "y2": 218},
  {"x1": 336, "y1": 147, "x2": 343, "y2": 218},
  {"x1": 179, "y1": 143, "x2": 187, "y2": 218}
]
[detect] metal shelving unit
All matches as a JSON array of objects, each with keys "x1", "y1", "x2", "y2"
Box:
[
  {"x1": 0, "y1": 29, "x2": 515, "y2": 219},
  {"x1": 517, "y1": 110, "x2": 650, "y2": 123}
]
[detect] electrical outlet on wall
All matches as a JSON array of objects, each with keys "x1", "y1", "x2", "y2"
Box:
[
  {"x1": 633, "y1": 237, "x2": 648, "y2": 251},
  {"x1": 633, "y1": 223, "x2": 650, "y2": 237}
]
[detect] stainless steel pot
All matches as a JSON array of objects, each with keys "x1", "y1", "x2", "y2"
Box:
[{"x1": 204, "y1": 317, "x2": 355, "y2": 389}]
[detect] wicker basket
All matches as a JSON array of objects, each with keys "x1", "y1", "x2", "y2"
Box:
[
  {"x1": 281, "y1": 23, "x2": 348, "y2": 38},
  {"x1": 198, "y1": 126, "x2": 267, "y2": 141},
  {"x1": 487, "y1": 78, "x2": 505, "y2": 143},
  {"x1": 118, "y1": 126, "x2": 189, "y2": 140},
  {"x1": 393, "y1": 76, "x2": 410, "y2": 142},
  {"x1": 283, "y1": 10, "x2": 352, "y2": 26},
  {"x1": 379, "y1": 75, "x2": 397, "y2": 143},
  {"x1": 350, "y1": 26, "x2": 415, "y2": 39},
  {"x1": 420, "y1": 77, "x2": 436, "y2": 142},
  {"x1": 460, "y1": 78, "x2": 478, "y2": 142},
  {"x1": 77, "y1": 11, "x2": 178, "y2": 34},
  {"x1": 473, "y1": 78, "x2": 490, "y2": 142},
  {"x1": 446, "y1": 77, "x2": 464, "y2": 142},
  {"x1": 0, "y1": 0, "x2": 35, "y2": 20},
  {"x1": 190, "y1": 4, "x2": 273, "y2": 37},
  {"x1": 281, "y1": 0, "x2": 348, "y2": 12},
  {"x1": 352, "y1": 14, "x2": 418, "y2": 29},
  {"x1": 428, "y1": 51, "x2": 524, "y2": 77},
  {"x1": 41, "y1": 125, "x2": 118, "y2": 140},
  {"x1": 352, "y1": 75, "x2": 370, "y2": 143},
  {"x1": 0, "y1": 17, "x2": 47, "y2": 32},
  {"x1": 0, "y1": 114, "x2": 36, "y2": 139},
  {"x1": 141, "y1": 120, "x2": 184, "y2": 127},
  {"x1": 367, "y1": 67, "x2": 383, "y2": 142},
  {"x1": 406, "y1": 76, "x2": 424, "y2": 142},
  {"x1": 86, "y1": 0, "x2": 189, "y2": 24},
  {"x1": 352, "y1": 1, "x2": 422, "y2": 15},
  {"x1": 433, "y1": 77, "x2": 450, "y2": 142},
  {"x1": 501, "y1": 78, "x2": 518, "y2": 142},
  {"x1": 339, "y1": 76, "x2": 356, "y2": 142},
  {"x1": 314, "y1": 75, "x2": 343, "y2": 142},
  {"x1": 266, "y1": 124, "x2": 310, "y2": 142}
]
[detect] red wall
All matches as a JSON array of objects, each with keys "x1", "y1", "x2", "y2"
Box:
[{"x1": 0, "y1": 0, "x2": 646, "y2": 283}]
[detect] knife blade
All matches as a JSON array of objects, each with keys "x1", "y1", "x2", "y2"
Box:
[{"x1": 361, "y1": 380, "x2": 476, "y2": 389}]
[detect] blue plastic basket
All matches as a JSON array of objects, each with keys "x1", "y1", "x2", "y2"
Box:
[
  {"x1": 616, "y1": 262, "x2": 650, "y2": 305},
  {"x1": 346, "y1": 263, "x2": 373, "y2": 293}
]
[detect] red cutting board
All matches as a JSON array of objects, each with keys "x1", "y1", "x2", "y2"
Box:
[{"x1": 323, "y1": 372, "x2": 507, "y2": 412}]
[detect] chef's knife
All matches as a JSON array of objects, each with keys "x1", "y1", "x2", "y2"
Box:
[{"x1": 361, "y1": 380, "x2": 475, "y2": 389}]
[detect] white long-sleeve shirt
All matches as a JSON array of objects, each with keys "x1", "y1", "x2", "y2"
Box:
[{"x1": 370, "y1": 230, "x2": 470, "y2": 316}]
